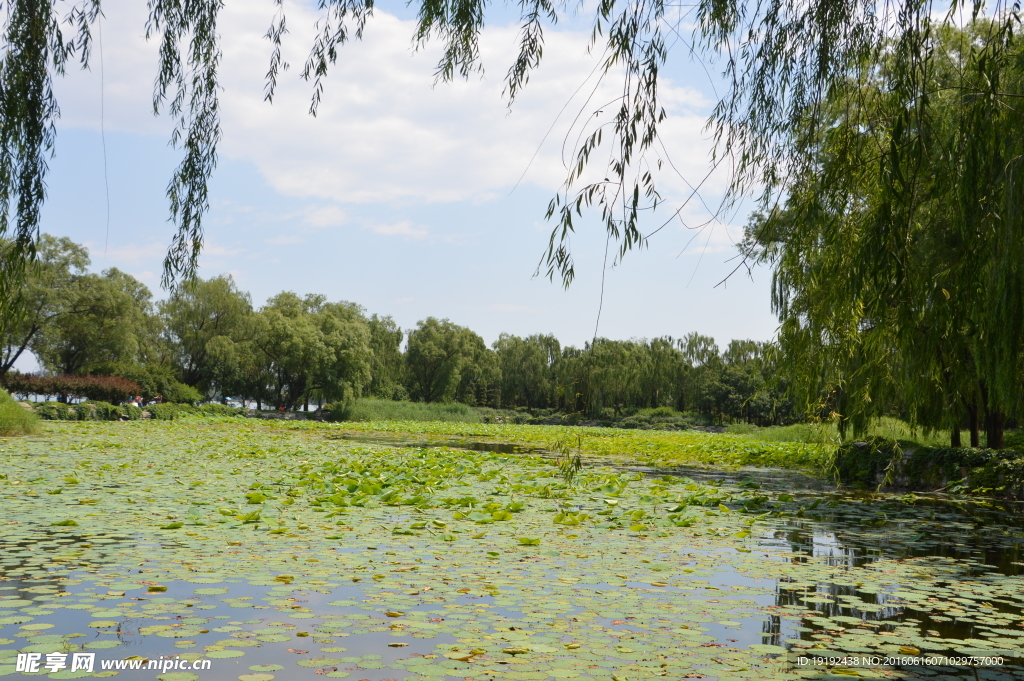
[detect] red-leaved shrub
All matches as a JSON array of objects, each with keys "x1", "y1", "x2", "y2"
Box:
[{"x1": 2, "y1": 373, "x2": 140, "y2": 404}]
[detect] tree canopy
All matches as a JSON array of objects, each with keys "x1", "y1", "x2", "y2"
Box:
[
  {"x1": 2, "y1": 235, "x2": 790, "y2": 423},
  {"x1": 743, "y1": 21, "x2": 1024, "y2": 447}
]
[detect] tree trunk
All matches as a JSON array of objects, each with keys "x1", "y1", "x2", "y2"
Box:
[
  {"x1": 986, "y1": 409, "x2": 1006, "y2": 449},
  {"x1": 257, "y1": 398, "x2": 262, "y2": 411},
  {"x1": 968, "y1": 403, "x2": 980, "y2": 448},
  {"x1": 951, "y1": 427, "x2": 961, "y2": 448}
]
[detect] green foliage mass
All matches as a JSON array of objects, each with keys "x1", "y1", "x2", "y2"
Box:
[
  {"x1": 32, "y1": 401, "x2": 74, "y2": 421},
  {"x1": 728, "y1": 416, "x2": 967, "y2": 449},
  {"x1": 744, "y1": 22, "x2": 1024, "y2": 449},
  {"x1": 834, "y1": 437, "x2": 1024, "y2": 497},
  {"x1": 405, "y1": 317, "x2": 495, "y2": 404},
  {"x1": 327, "y1": 398, "x2": 482, "y2": 424},
  {"x1": 144, "y1": 403, "x2": 195, "y2": 420},
  {"x1": 0, "y1": 236, "x2": 794, "y2": 427},
  {"x1": 0, "y1": 389, "x2": 37, "y2": 435},
  {"x1": 34, "y1": 400, "x2": 141, "y2": 422}
]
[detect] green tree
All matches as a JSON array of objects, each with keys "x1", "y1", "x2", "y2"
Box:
[
  {"x1": 493, "y1": 333, "x2": 561, "y2": 409},
  {"x1": 252, "y1": 293, "x2": 372, "y2": 410},
  {"x1": 161, "y1": 275, "x2": 254, "y2": 393},
  {"x1": 405, "y1": 318, "x2": 489, "y2": 403},
  {"x1": 365, "y1": 315, "x2": 406, "y2": 400},
  {"x1": 719, "y1": 340, "x2": 773, "y2": 424},
  {"x1": 454, "y1": 335, "x2": 501, "y2": 407},
  {"x1": 31, "y1": 268, "x2": 153, "y2": 376},
  {"x1": 636, "y1": 337, "x2": 688, "y2": 410},
  {"x1": 743, "y1": 22, "x2": 1024, "y2": 447},
  {"x1": 0, "y1": 235, "x2": 88, "y2": 377}
]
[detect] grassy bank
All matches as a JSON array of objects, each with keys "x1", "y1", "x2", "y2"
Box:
[
  {"x1": 0, "y1": 389, "x2": 38, "y2": 436},
  {"x1": 726, "y1": 416, "x2": 977, "y2": 449},
  {"x1": 328, "y1": 398, "x2": 483, "y2": 423}
]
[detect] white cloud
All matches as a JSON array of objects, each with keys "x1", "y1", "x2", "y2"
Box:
[
  {"x1": 52, "y1": 0, "x2": 725, "y2": 213},
  {"x1": 87, "y1": 240, "x2": 166, "y2": 265},
  {"x1": 488, "y1": 304, "x2": 533, "y2": 312},
  {"x1": 265, "y1": 235, "x2": 305, "y2": 245},
  {"x1": 203, "y1": 243, "x2": 246, "y2": 257},
  {"x1": 365, "y1": 220, "x2": 429, "y2": 239},
  {"x1": 303, "y1": 205, "x2": 348, "y2": 228}
]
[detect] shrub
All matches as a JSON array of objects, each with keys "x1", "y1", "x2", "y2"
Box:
[
  {"x1": 476, "y1": 407, "x2": 526, "y2": 424},
  {"x1": 146, "y1": 402, "x2": 245, "y2": 420},
  {"x1": 324, "y1": 402, "x2": 351, "y2": 421},
  {"x1": 647, "y1": 406, "x2": 677, "y2": 418},
  {"x1": 147, "y1": 403, "x2": 199, "y2": 420},
  {"x1": 80, "y1": 401, "x2": 124, "y2": 421},
  {"x1": 2, "y1": 373, "x2": 140, "y2": 404},
  {"x1": 199, "y1": 403, "x2": 247, "y2": 417},
  {"x1": 36, "y1": 400, "x2": 131, "y2": 422},
  {"x1": 123, "y1": 404, "x2": 143, "y2": 420},
  {"x1": 35, "y1": 401, "x2": 75, "y2": 420},
  {"x1": 326, "y1": 398, "x2": 482, "y2": 423},
  {"x1": 0, "y1": 389, "x2": 39, "y2": 435},
  {"x1": 160, "y1": 381, "x2": 203, "y2": 405}
]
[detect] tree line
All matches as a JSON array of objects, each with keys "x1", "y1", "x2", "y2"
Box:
[{"x1": 0, "y1": 235, "x2": 792, "y2": 424}]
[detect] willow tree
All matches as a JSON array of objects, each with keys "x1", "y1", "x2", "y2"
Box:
[
  {"x1": 744, "y1": 22, "x2": 1024, "y2": 448},
  {"x1": 4, "y1": 0, "x2": 1007, "y2": 287},
  {"x1": 3, "y1": 1, "x2": 1022, "y2": 427}
]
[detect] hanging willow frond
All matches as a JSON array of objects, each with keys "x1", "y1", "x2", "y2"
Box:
[
  {"x1": 0, "y1": 0, "x2": 1018, "y2": 316},
  {"x1": 743, "y1": 17, "x2": 1024, "y2": 439},
  {"x1": 0, "y1": 0, "x2": 99, "y2": 338}
]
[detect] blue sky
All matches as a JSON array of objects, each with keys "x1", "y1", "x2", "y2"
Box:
[{"x1": 19, "y1": 0, "x2": 778, "y2": 368}]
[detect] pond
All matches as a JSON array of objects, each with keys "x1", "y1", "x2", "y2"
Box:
[{"x1": 1, "y1": 420, "x2": 1022, "y2": 681}]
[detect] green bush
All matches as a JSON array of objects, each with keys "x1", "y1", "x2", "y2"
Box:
[
  {"x1": 147, "y1": 403, "x2": 199, "y2": 420},
  {"x1": 326, "y1": 398, "x2": 482, "y2": 423},
  {"x1": 160, "y1": 382, "x2": 203, "y2": 405},
  {"x1": 36, "y1": 400, "x2": 133, "y2": 422},
  {"x1": 476, "y1": 407, "x2": 527, "y2": 424},
  {"x1": 104, "y1": 364, "x2": 206, "y2": 406},
  {"x1": 123, "y1": 404, "x2": 143, "y2": 420},
  {"x1": 34, "y1": 401, "x2": 75, "y2": 420},
  {"x1": 0, "y1": 390, "x2": 39, "y2": 435},
  {"x1": 146, "y1": 402, "x2": 246, "y2": 420},
  {"x1": 1005, "y1": 430, "x2": 1024, "y2": 451},
  {"x1": 735, "y1": 417, "x2": 964, "y2": 448},
  {"x1": 646, "y1": 406, "x2": 677, "y2": 418},
  {"x1": 199, "y1": 403, "x2": 247, "y2": 417},
  {"x1": 831, "y1": 437, "x2": 1024, "y2": 494},
  {"x1": 724, "y1": 423, "x2": 759, "y2": 435},
  {"x1": 78, "y1": 401, "x2": 123, "y2": 421}
]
